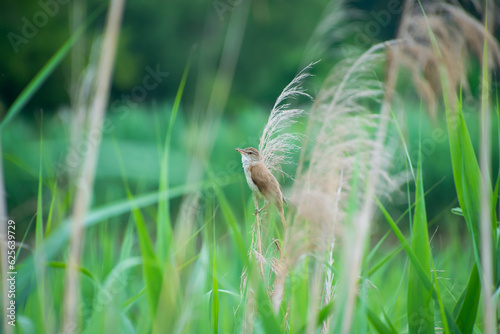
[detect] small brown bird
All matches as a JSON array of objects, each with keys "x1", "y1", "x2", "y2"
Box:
[{"x1": 235, "y1": 147, "x2": 287, "y2": 227}]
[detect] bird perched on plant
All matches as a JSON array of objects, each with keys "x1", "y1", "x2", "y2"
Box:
[{"x1": 235, "y1": 147, "x2": 287, "y2": 228}]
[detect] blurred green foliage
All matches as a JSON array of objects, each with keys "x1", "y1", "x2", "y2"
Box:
[{"x1": 0, "y1": 0, "x2": 334, "y2": 116}]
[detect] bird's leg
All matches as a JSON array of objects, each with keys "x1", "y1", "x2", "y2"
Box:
[{"x1": 254, "y1": 201, "x2": 270, "y2": 215}]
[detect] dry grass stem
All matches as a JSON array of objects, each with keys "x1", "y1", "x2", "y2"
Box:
[
  {"x1": 479, "y1": 2, "x2": 496, "y2": 332},
  {"x1": 288, "y1": 42, "x2": 398, "y2": 332},
  {"x1": 252, "y1": 195, "x2": 265, "y2": 277},
  {"x1": 62, "y1": 0, "x2": 126, "y2": 330},
  {"x1": 246, "y1": 63, "x2": 317, "y2": 313}
]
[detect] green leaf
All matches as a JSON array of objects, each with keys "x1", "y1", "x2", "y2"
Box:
[
  {"x1": 113, "y1": 138, "x2": 163, "y2": 318},
  {"x1": 453, "y1": 264, "x2": 480, "y2": 334},
  {"x1": 211, "y1": 178, "x2": 248, "y2": 264},
  {"x1": 47, "y1": 262, "x2": 97, "y2": 282},
  {"x1": 157, "y1": 56, "x2": 191, "y2": 262},
  {"x1": 211, "y1": 209, "x2": 219, "y2": 334},
  {"x1": 366, "y1": 307, "x2": 397, "y2": 334},
  {"x1": 451, "y1": 208, "x2": 464, "y2": 216},
  {"x1": 444, "y1": 96, "x2": 484, "y2": 333},
  {"x1": 407, "y1": 147, "x2": 434, "y2": 334}
]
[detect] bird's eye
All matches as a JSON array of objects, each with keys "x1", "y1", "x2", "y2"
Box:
[{"x1": 248, "y1": 152, "x2": 252, "y2": 154}]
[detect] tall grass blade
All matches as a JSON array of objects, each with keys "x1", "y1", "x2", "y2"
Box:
[
  {"x1": 443, "y1": 94, "x2": 485, "y2": 332},
  {"x1": 257, "y1": 282, "x2": 281, "y2": 333},
  {"x1": 128, "y1": 189, "x2": 163, "y2": 317},
  {"x1": 63, "y1": 0, "x2": 126, "y2": 328},
  {"x1": 366, "y1": 307, "x2": 397, "y2": 334},
  {"x1": 378, "y1": 198, "x2": 461, "y2": 332},
  {"x1": 453, "y1": 264, "x2": 480, "y2": 334},
  {"x1": 113, "y1": 137, "x2": 163, "y2": 318},
  {"x1": 34, "y1": 122, "x2": 48, "y2": 332},
  {"x1": 16, "y1": 180, "x2": 216, "y2": 302},
  {"x1": 212, "y1": 181, "x2": 248, "y2": 263},
  {"x1": 407, "y1": 145, "x2": 434, "y2": 334},
  {"x1": 211, "y1": 203, "x2": 219, "y2": 334},
  {"x1": 157, "y1": 57, "x2": 191, "y2": 263}
]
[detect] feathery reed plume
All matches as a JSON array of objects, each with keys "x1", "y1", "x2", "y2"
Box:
[
  {"x1": 258, "y1": 63, "x2": 315, "y2": 179},
  {"x1": 62, "y1": 0, "x2": 125, "y2": 330},
  {"x1": 393, "y1": 2, "x2": 500, "y2": 116},
  {"x1": 272, "y1": 42, "x2": 398, "y2": 330},
  {"x1": 249, "y1": 62, "x2": 314, "y2": 243},
  {"x1": 239, "y1": 63, "x2": 315, "y2": 320}
]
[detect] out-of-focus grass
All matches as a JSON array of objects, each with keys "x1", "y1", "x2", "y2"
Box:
[
  {"x1": 3, "y1": 0, "x2": 499, "y2": 331},
  {"x1": 4, "y1": 99, "x2": 496, "y2": 332}
]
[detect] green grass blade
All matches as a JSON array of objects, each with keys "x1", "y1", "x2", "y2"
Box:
[
  {"x1": 257, "y1": 282, "x2": 281, "y2": 333},
  {"x1": 377, "y1": 198, "x2": 432, "y2": 291},
  {"x1": 289, "y1": 261, "x2": 309, "y2": 333},
  {"x1": 444, "y1": 97, "x2": 484, "y2": 332},
  {"x1": 212, "y1": 182, "x2": 248, "y2": 264},
  {"x1": 407, "y1": 128, "x2": 434, "y2": 334},
  {"x1": 45, "y1": 181, "x2": 58, "y2": 236},
  {"x1": 16, "y1": 179, "x2": 220, "y2": 303},
  {"x1": 122, "y1": 288, "x2": 146, "y2": 310},
  {"x1": 36, "y1": 127, "x2": 43, "y2": 247},
  {"x1": 377, "y1": 198, "x2": 461, "y2": 332},
  {"x1": 47, "y1": 262, "x2": 97, "y2": 282},
  {"x1": 368, "y1": 244, "x2": 404, "y2": 277},
  {"x1": 453, "y1": 264, "x2": 480, "y2": 334},
  {"x1": 431, "y1": 259, "x2": 450, "y2": 334},
  {"x1": 34, "y1": 121, "x2": 46, "y2": 332},
  {"x1": 128, "y1": 190, "x2": 163, "y2": 317},
  {"x1": 113, "y1": 138, "x2": 163, "y2": 317},
  {"x1": 366, "y1": 307, "x2": 397, "y2": 334},
  {"x1": 157, "y1": 56, "x2": 191, "y2": 262},
  {"x1": 211, "y1": 205, "x2": 219, "y2": 334}
]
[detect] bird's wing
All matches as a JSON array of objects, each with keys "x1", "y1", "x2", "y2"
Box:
[{"x1": 249, "y1": 163, "x2": 270, "y2": 196}]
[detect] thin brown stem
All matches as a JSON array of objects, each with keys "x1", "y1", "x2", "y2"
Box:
[
  {"x1": 339, "y1": 1, "x2": 412, "y2": 332},
  {"x1": 62, "y1": 0, "x2": 125, "y2": 331},
  {"x1": 253, "y1": 195, "x2": 264, "y2": 277}
]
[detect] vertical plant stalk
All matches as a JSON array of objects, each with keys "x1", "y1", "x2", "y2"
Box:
[
  {"x1": 479, "y1": 7, "x2": 496, "y2": 333},
  {"x1": 339, "y1": 1, "x2": 412, "y2": 332},
  {"x1": 69, "y1": 0, "x2": 88, "y2": 168},
  {"x1": 271, "y1": 237, "x2": 287, "y2": 313},
  {"x1": 253, "y1": 195, "x2": 265, "y2": 277},
  {"x1": 307, "y1": 262, "x2": 326, "y2": 334},
  {"x1": 0, "y1": 141, "x2": 12, "y2": 334},
  {"x1": 70, "y1": 0, "x2": 86, "y2": 105},
  {"x1": 321, "y1": 169, "x2": 343, "y2": 333},
  {"x1": 62, "y1": 0, "x2": 125, "y2": 330}
]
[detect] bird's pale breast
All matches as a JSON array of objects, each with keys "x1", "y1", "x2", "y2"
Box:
[{"x1": 244, "y1": 165, "x2": 261, "y2": 194}]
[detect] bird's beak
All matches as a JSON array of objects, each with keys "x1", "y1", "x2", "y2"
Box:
[{"x1": 235, "y1": 148, "x2": 246, "y2": 154}]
